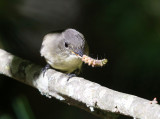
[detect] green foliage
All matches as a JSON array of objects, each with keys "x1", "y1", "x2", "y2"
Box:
[{"x1": 12, "y1": 96, "x2": 35, "y2": 119}]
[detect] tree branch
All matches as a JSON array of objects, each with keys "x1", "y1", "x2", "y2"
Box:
[{"x1": 0, "y1": 48, "x2": 160, "y2": 119}]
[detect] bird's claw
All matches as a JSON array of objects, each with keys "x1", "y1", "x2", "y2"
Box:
[
  {"x1": 41, "y1": 64, "x2": 51, "y2": 77},
  {"x1": 67, "y1": 73, "x2": 77, "y2": 81}
]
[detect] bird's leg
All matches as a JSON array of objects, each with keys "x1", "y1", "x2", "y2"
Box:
[
  {"x1": 67, "y1": 73, "x2": 77, "y2": 81},
  {"x1": 41, "y1": 64, "x2": 51, "y2": 77},
  {"x1": 66, "y1": 69, "x2": 80, "y2": 81}
]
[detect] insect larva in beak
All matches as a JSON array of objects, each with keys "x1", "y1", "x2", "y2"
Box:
[{"x1": 81, "y1": 55, "x2": 108, "y2": 67}]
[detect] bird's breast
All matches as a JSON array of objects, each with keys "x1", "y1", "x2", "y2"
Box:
[{"x1": 47, "y1": 53, "x2": 82, "y2": 73}]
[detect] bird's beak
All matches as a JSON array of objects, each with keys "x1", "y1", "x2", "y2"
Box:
[{"x1": 71, "y1": 49, "x2": 83, "y2": 57}]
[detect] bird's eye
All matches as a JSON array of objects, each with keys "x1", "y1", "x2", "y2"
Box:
[{"x1": 65, "y1": 42, "x2": 69, "y2": 48}]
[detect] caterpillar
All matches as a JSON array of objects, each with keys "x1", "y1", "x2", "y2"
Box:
[
  {"x1": 72, "y1": 51, "x2": 108, "y2": 67},
  {"x1": 81, "y1": 55, "x2": 108, "y2": 67}
]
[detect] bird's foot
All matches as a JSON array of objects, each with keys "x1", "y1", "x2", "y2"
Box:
[
  {"x1": 41, "y1": 64, "x2": 51, "y2": 77},
  {"x1": 67, "y1": 73, "x2": 77, "y2": 81}
]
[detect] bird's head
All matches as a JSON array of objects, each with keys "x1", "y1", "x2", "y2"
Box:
[{"x1": 59, "y1": 29, "x2": 88, "y2": 57}]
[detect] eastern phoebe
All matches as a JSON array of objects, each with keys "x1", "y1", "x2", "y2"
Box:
[{"x1": 40, "y1": 28, "x2": 89, "y2": 74}]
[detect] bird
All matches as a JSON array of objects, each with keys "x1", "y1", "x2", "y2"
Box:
[{"x1": 40, "y1": 28, "x2": 89, "y2": 75}]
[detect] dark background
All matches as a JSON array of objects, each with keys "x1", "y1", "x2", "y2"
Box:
[{"x1": 0, "y1": 0, "x2": 160, "y2": 119}]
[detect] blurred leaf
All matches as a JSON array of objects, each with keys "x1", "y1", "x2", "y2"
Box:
[{"x1": 12, "y1": 95, "x2": 35, "y2": 119}]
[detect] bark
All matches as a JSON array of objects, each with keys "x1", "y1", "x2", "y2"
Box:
[{"x1": 0, "y1": 48, "x2": 159, "y2": 119}]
